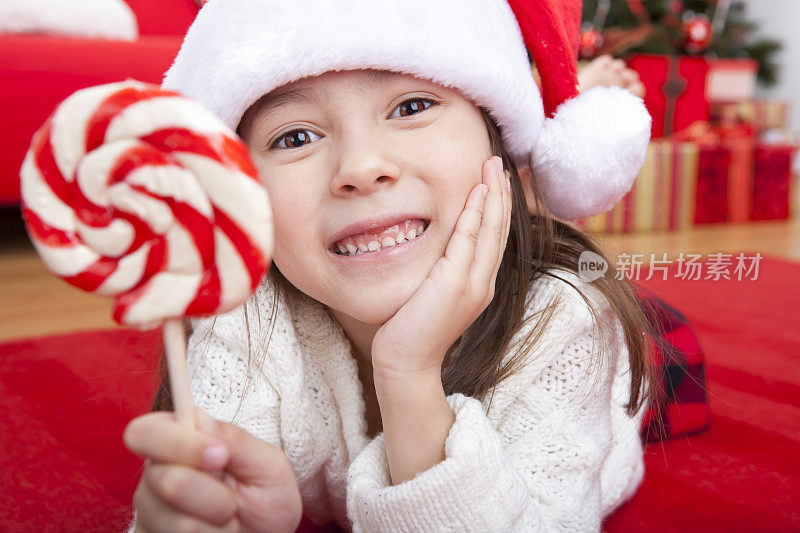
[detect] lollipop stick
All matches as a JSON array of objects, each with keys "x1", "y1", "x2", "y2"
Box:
[{"x1": 163, "y1": 318, "x2": 195, "y2": 430}]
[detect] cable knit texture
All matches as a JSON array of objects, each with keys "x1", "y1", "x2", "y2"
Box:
[{"x1": 125, "y1": 268, "x2": 646, "y2": 532}]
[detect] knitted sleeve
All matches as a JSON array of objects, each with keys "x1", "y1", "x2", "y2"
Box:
[{"x1": 344, "y1": 272, "x2": 647, "y2": 532}]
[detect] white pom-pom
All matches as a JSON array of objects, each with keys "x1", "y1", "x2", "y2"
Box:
[{"x1": 531, "y1": 86, "x2": 652, "y2": 220}]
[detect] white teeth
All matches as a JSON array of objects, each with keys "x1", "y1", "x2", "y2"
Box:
[{"x1": 335, "y1": 221, "x2": 428, "y2": 256}]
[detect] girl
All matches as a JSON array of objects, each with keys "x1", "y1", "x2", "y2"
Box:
[{"x1": 124, "y1": 1, "x2": 659, "y2": 531}]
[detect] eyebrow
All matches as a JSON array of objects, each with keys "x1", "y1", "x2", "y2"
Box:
[
  {"x1": 257, "y1": 70, "x2": 400, "y2": 116},
  {"x1": 257, "y1": 86, "x2": 326, "y2": 117}
]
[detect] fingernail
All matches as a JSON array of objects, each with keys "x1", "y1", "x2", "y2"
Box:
[
  {"x1": 494, "y1": 157, "x2": 504, "y2": 175},
  {"x1": 481, "y1": 184, "x2": 489, "y2": 198},
  {"x1": 203, "y1": 444, "x2": 228, "y2": 469}
]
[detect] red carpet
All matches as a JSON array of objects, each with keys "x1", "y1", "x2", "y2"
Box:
[
  {"x1": 0, "y1": 253, "x2": 797, "y2": 532},
  {"x1": 605, "y1": 252, "x2": 800, "y2": 532},
  {"x1": 0, "y1": 329, "x2": 162, "y2": 530}
]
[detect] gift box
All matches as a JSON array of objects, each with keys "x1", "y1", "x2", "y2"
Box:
[
  {"x1": 705, "y1": 58, "x2": 759, "y2": 103},
  {"x1": 710, "y1": 100, "x2": 792, "y2": 133},
  {"x1": 639, "y1": 140, "x2": 700, "y2": 232},
  {"x1": 574, "y1": 131, "x2": 795, "y2": 232},
  {"x1": 693, "y1": 144, "x2": 730, "y2": 224},
  {"x1": 577, "y1": 140, "x2": 700, "y2": 233},
  {"x1": 727, "y1": 137, "x2": 756, "y2": 223},
  {"x1": 627, "y1": 54, "x2": 758, "y2": 139},
  {"x1": 673, "y1": 121, "x2": 755, "y2": 224},
  {"x1": 750, "y1": 144, "x2": 797, "y2": 221}
]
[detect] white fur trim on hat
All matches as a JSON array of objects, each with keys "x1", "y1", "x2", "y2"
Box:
[{"x1": 532, "y1": 86, "x2": 652, "y2": 221}]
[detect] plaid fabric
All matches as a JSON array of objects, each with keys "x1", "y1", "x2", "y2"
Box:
[{"x1": 633, "y1": 285, "x2": 712, "y2": 443}]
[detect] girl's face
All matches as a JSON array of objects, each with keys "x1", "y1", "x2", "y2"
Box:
[{"x1": 244, "y1": 69, "x2": 493, "y2": 325}]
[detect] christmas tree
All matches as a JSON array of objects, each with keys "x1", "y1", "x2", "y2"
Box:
[{"x1": 580, "y1": 0, "x2": 781, "y2": 85}]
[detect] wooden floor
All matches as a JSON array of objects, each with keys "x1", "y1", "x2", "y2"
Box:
[{"x1": 1, "y1": 207, "x2": 798, "y2": 343}]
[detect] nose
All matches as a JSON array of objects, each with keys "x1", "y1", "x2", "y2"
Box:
[{"x1": 329, "y1": 131, "x2": 400, "y2": 196}]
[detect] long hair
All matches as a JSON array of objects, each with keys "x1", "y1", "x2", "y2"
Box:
[{"x1": 151, "y1": 99, "x2": 663, "y2": 426}]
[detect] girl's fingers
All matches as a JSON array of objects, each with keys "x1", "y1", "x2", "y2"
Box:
[
  {"x1": 504, "y1": 168, "x2": 512, "y2": 240},
  {"x1": 205, "y1": 411, "x2": 300, "y2": 488},
  {"x1": 471, "y1": 156, "x2": 506, "y2": 289},
  {"x1": 135, "y1": 476, "x2": 239, "y2": 533},
  {"x1": 596, "y1": 54, "x2": 613, "y2": 66},
  {"x1": 443, "y1": 173, "x2": 488, "y2": 274},
  {"x1": 144, "y1": 461, "x2": 238, "y2": 526},
  {"x1": 124, "y1": 412, "x2": 227, "y2": 470},
  {"x1": 492, "y1": 166, "x2": 512, "y2": 283},
  {"x1": 491, "y1": 163, "x2": 512, "y2": 288},
  {"x1": 629, "y1": 81, "x2": 646, "y2": 98}
]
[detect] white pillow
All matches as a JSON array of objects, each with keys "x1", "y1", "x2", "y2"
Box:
[{"x1": 0, "y1": 0, "x2": 139, "y2": 41}]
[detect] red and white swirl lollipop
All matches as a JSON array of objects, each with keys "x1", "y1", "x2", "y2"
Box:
[{"x1": 19, "y1": 79, "x2": 273, "y2": 428}]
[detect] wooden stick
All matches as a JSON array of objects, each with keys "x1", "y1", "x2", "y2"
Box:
[{"x1": 163, "y1": 317, "x2": 194, "y2": 430}]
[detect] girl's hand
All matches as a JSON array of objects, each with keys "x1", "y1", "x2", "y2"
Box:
[
  {"x1": 577, "y1": 55, "x2": 646, "y2": 98},
  {"x1": 124, "y1": 405, "x2": 303, "y2": 533},
  {"x1": 370, "y1": 155, "x2": 512, "y2": 377}
]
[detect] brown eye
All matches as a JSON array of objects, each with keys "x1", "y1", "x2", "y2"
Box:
[
  {"x1": 270, "y1": 128, "x2": 321, "y2": 150},
  {"x1": 392, "y1": 98, "x2": 437, "y2": 118}
]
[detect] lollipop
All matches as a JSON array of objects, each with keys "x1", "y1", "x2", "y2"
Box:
[{"x1": 19, "y1": 79, "x2": 273, "y2": 428}]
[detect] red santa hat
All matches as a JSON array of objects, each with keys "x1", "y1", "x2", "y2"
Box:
[{"x1": 162, "y1": 0, "x2": 651, "y2": 220}]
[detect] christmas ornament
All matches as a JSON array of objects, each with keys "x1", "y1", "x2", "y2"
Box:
[
  {"x1": 579, "y1": 0, "x2": 654, "y2": 59},
  {"x1": 580, "y1": 26, "x2": 605, "y2": 58},
  {"x1": 580, "y1": 0, "x2": 610, "y2": 59},
  {"x1": 683, "y1": 11, "x2": 713, "y2": 53}
]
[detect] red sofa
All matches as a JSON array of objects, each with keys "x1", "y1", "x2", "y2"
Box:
[{"x1": 0, "y1": 0, "x2": 201, "y2": 205}]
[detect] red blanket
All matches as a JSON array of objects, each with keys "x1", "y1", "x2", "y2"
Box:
[{"x1": 0, "y1": 253, "x2": 797, "y2": 531}]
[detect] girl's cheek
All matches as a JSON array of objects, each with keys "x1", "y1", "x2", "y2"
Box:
[
  {"x1": 261, "y1": 175, "x2": 313, "y2": 228},
  {"x1": 437, "y1": 171, "x2": 477, "y2": 213}
]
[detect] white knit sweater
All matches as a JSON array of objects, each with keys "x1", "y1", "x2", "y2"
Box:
[{"x1": 126, "y1": 268, "x2": 646, "y2": 532}]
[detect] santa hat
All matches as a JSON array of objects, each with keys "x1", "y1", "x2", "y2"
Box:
[{"x1": 162, "y1": 0, "x2": 651, "y2": 220}]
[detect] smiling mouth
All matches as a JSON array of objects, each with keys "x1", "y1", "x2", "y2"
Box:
[{"x1": 331, "y1": 219, "x2": 430, "y2": 256}]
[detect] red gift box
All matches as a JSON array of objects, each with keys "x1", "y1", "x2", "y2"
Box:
[
  {"x1": 674, "y1": 121, "x2": 756, "y2": 225},
  {"x1": 693, "y1": 144, "x2": 731, "y2": 224},
  {"x1": 627, "y1": 54, "x2": 758, "y2": 139},
  {"x1": 750, "y1": 144, "x2": 797, "y2": 221}
]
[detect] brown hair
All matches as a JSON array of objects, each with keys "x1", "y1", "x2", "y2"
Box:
[{"x1": 151, "y1": 97, "x2": 664, "y2": 429}]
